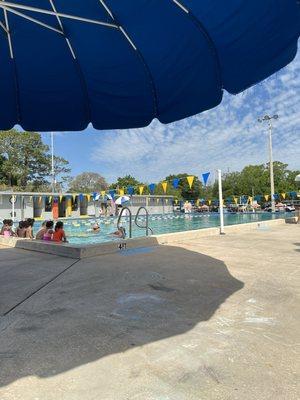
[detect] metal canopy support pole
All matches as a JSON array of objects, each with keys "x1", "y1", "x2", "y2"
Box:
[
  {"x1": 217, "y1": 169, "x2": 225, "y2": 235},
  {"x1": 51, "y1": 132, "x2": 55, "y2": 193}
]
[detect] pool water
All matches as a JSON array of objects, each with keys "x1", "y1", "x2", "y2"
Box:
[{"x1": 31, "y1": 212, "x2": 292, "y2": 245}]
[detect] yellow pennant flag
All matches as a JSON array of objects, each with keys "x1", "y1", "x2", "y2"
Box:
[
  {"x1": 208, "y1": 200, "x2": 212, "y2": 205},
  {"x1": 86, "y1": 194, "x2": 91, "y2": 202},
  {"x1": 72, "y1": 194, "x2": 77, "y2": 201},
  {"x1": 161, "y1": 181, "x2": 168, "y2": 194},
  {"x1": 233, "y1": 197, "x2": 238, "y2": 204},
  {"x1": 59, "y1": 195, "x2": 63, "y2": 202},
  {"x1": 187, "y1": 176, "x2": 194, "y2": 189},
  {"x1": 264, "y1": 194, "x2": 269, "y2": 201},
  {"x1": 101, "y1": 190, "x2": 106, "y2": 197},
  {"x1": 139, "y1": 186, "x2": 144, "y2": 195},
  {"x1": 119, "y1": 188, "x2": 124, "y2": 196},
  {"x1": 175, "y1": 199, "x2": 178, "y2": 205},
  {"x1": 281, "y1": 193, "x2": 286, "y2": 199},
  {"x1": 48, "y1": 196, "x2": 52, "y2": 203},
  {"x1": 248, "y1": 196, "x2": 253, "y2": 204},
  {"x1": 196, "y1": 199, "x2": 200, "y2": 206}
]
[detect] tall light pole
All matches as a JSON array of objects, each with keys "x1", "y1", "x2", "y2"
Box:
[{"x1": 258, "y1": 114, "x2": 278, "y2": 213}]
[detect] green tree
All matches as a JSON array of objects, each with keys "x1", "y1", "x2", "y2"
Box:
[
  {"x1": 110, "y1": 175, "x2": 142, "y2": 190},
  {"x1": 0, "y1": 129, "x2": 70, "y2": 190},
  {"x1": 164, "y1": 173, "x2": 204, "y2": 200},
  {"x1": 69, "y1": 172, "x2": 108, "y2": 193}
]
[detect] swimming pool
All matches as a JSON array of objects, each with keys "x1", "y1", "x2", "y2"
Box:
[{"x1": 31, "y1": 212, "x2": 292, "y2": 245}]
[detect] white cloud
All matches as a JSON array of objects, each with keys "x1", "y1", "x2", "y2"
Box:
[{"x1": 92, "y1": 49, "x2": 300, "y2": 182}]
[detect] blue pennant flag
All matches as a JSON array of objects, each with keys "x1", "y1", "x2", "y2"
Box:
[
  {"x1": 202, "y1": 172, "x2": 210, "y2": 186},
  {"x1": 92, "y1": 192, "x2": 98, "y2": 200},
  {"x1": 148, "y1": 183, "x2": 156, "y2": 194},
  {"x1": 127, "y1": 186, "x2": 134, "y2": 196},
  {"x1": 172, "y1": 178, "x2": 180, "y2": 189},
  {"x1": 109, "y1": 190, "x2": 116, "y2": 199}
]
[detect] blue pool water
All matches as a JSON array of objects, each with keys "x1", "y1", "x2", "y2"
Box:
[{"x1": 31, "y1": 212, "x2": 292, "y2": 245}]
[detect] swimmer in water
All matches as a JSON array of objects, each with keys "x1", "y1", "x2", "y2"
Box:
[
  {"x1": 110, "y1": 227, "x2": 126, "y2": 239},
  {"x1": 92, "y1": 223, "x2": 100, "y2": 232},
  {"x1": 86, "y1": 222, "x2": 100, "y2": 233}
]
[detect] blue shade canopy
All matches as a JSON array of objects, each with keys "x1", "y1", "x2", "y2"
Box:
[{"x1": 0, "y1": 0, "x2": 299, "y2": 132}]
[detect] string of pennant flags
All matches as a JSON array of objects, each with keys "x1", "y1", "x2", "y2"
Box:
[{"x1": 8, "y1": 169, "x2": 298, "y2": 205}]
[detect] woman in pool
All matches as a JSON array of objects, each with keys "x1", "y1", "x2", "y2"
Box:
[{"x1": 53, "y1": 221, "x2": 68, "y2": 243}]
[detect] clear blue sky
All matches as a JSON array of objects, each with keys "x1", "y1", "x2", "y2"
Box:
[{"x1": 41, "y1": 47, "x2": 300, "y2": 185}]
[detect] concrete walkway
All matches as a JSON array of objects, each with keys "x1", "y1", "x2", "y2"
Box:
[{"x1": 0, "y1": 225, "x2": 299, "y2": 399}]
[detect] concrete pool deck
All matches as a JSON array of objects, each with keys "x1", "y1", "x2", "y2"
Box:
[{"x1": 0, "y1": 224, "x2": 299, "y2": 399}]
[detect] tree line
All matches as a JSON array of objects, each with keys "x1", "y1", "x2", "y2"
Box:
[{"x1": 1, "y1": 130, "x2": 299, "y2": 200}]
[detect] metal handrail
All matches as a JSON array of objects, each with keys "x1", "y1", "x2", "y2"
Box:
[
  {"x1": 134, "y1": 206, "x2": 153, "y2": 236},
  {"x1": 117, "y1": 206, "x2": 132, "y2": 238}
]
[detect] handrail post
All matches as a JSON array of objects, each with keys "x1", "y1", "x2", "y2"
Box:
[
  {"x1": 134, "y1": 206, "x2": 153, "y2": 236},
  {"x1": 117, "y1": 206, "x2": 132, "y2": 238}
]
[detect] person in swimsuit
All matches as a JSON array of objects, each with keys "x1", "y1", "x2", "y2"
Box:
[
  {"x1": 1, "y1": 219, "x2": 16, "y2": 237},
  {"x1": 25, "y1": 218, "x2": 35, "y2": 239},
  {"x1": 16, "y1": 220, "x2": 28, "y2": 238},
  {"x1": 43, "y1": 221, "x2": 54, "y2": 241},
  {"x1": 110, "y1": 226, "x2": 126, "y2": 239},
  {"x1": 53, "y1": 221, "x2": 68, "y2": 243},
  {"x1": 36, "y1": 221, "x2": 47, "y2": 240}
]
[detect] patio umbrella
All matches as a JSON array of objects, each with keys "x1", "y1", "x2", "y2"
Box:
[
  {"x1": 0, "y1": 1, "x2": 299, "y2": 131},
  {"x1": 115, "y1": 196, "x2": 130, "y2": 205}
]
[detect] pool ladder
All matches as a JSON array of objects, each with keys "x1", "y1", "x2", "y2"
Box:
[{"x1": 117, "y1": 206, "x2": 153, "y2": 239}]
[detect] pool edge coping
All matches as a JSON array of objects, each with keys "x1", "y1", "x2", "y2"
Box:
[{"x1": 0, "y1": 218, "x2": 294, "y2": 259}]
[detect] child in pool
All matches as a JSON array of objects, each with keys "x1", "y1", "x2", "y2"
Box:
[
  {"x1": 16, "y1": 220, "x2": 28, "y2": 238},
  {"x1": 43, "y1": 221, "x2": 54, "y2": 241},
  {"x1": 26, "y1": 218, "x2": 35, "y2": 239},
  {"x1": 53, "y1": 221, "x2": 68, "y2": 243},
  {"x1": 1, "y1": 219, "x2": 15, "y2": 237}
]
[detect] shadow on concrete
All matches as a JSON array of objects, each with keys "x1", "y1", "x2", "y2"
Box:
[
  {"x1": 0, "y1": 247, "x2": 77, "y2": 316},
  {"x1": 0, "y1": 243, "x2": 243, "y2": 387}
]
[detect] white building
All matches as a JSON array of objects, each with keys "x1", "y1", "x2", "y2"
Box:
[{"x1": 0, "y1": 192, "x2": 174, "y2": 221}]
